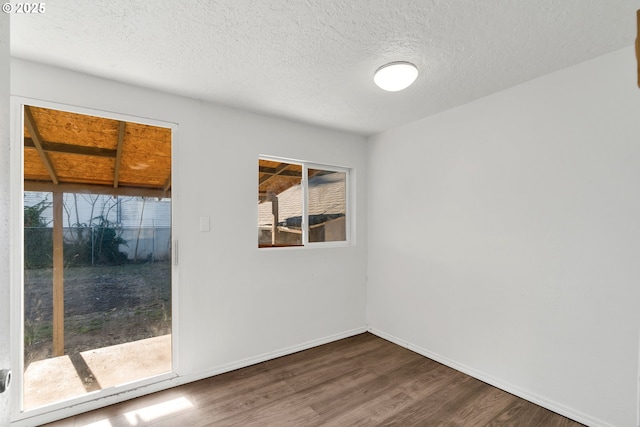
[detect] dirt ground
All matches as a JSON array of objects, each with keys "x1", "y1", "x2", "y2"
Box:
[{"x1": 24, "y1": 262, "x2": 172, "y2": 366}]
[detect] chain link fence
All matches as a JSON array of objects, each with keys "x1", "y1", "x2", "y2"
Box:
[{"x1": 25, "y1": 225, "x2": 171, "y2": 268}]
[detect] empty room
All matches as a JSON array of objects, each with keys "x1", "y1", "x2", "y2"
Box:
[{"x1": 1, "y1": 1, "x2": 640, "y2": 426}]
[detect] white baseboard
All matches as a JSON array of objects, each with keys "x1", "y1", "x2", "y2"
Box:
[
  {"x1": 368, "y1": 327, "x2": 611, "y2": 427},
  {"x1": 180, "y1": 326, "x2": 368, "y2": 384},
  {"x1": 12, "y1": 326, "x2": 368, "y2": 427}
]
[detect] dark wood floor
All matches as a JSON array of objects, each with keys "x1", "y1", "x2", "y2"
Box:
[{"x1": 44, "y1": 333, "x2": 583, "y2": 426}]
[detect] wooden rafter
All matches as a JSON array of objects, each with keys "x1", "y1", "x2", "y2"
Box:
[
  {"x1": 24, "y1": 106, "x2": 59, "y2": 185},
  {"x1": 113, "y1": 121, "x2": 126, "y2": 188},
  {"x1": 23, "y1": 105, "x2": 173, "y2": 198},
  {"x1": 259, "y1": 165, "x2": 301, "y2": 178},
  {"x1": 24, "y1": 138, "x2": 117, "y2": 158},
  {"x1": 25, "y1": 180, "x2": 171, "y2": 198},
  {"x1": 259, "y1": 163, "x2": 293, "y2": 185}
]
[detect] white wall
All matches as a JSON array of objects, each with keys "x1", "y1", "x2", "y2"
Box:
[
  {"x1": 8, "y1": 59, "x2": 367, "y2": 424},
  {"x1": 9, "y1": 42, "x2": 639, "y2": 427},
  {"x1": 367, "y1": 47, "x2": 640, "y2": 427},
  {"x1": 0, "y1": 12, "x2": 11, "y2": 427}
]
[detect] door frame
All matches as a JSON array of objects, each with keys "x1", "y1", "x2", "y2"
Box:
[{"x1": 10, "y1": 96, "x2": 180, "y2": 426}]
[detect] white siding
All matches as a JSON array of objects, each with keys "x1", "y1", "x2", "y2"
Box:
[{"x1": 24, "y1": 193, "x2": 170, "y2": 227}]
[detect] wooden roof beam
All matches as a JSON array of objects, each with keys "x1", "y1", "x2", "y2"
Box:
[
  {"x1": 259, "y1": 166, "x2": 301, "y2": 178},
  {"x1": 259, "y1": 163, "x2": 292, "y2": 185},
  {"x1": 25, "y1": 180, "x2": 171, "y2": 198},
  {"x1": 113, "y1": 121, "x2": 125, "y2": 188},
  {"x1": 24, "y1": 106, "x2": 59, "y2": 185},
  {"x1": 24, "y1": 138, "x2": 117, "y2": 158}
]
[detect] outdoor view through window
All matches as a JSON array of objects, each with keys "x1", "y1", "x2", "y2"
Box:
[
  {"x1": 22, "y1": 105, "x2": 172, "y2": 409},
  {"x1": 258, "y1": 158, "x2": 347, "y2": 247}
]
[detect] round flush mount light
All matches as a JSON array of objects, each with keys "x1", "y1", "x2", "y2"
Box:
[{"x1": 374, "y1": 61, "x2": 418, "y2": 92}]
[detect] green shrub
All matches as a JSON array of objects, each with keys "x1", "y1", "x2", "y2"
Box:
[
  {"x1": 24, "y1": 200, "x2": 52, "y2": 269},
  {"x1": 90, "y1": 217, "x2": 129, "y2": 266}
]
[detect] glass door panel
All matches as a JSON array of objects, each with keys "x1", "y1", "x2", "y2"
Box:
[{"x1": 22, "y1": 105, "x2": 172, "y2": 410}]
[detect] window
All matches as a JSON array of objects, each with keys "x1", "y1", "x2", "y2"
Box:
[{"x1": 258, "y1": 157, "x2": 350, "y2": 248}]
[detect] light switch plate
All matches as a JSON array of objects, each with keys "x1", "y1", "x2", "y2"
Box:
[{"x1": 199, "y1": 216, "x2": 210, "y2": 232}]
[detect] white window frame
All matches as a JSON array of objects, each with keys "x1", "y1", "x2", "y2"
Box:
[{"x1": 258, "y1": 155, "x2": 353, "y2": 249}]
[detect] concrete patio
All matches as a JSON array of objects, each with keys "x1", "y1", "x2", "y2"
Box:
[{"x1": 23, "y1": 334, "x2": 171, "y2": 410}]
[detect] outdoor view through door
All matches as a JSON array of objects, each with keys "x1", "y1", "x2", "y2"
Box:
[{"x1": 22, "y1": 105, "x2": 172, "y2": 410}]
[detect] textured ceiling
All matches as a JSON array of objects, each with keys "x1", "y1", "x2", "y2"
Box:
[{"x1": 10, "y1": 1, "x2": 640, "y2": 135}]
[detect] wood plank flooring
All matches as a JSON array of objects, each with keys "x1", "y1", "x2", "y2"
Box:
[{"x1": 44, "y1": 333, "x2": 584, "y2": 426}]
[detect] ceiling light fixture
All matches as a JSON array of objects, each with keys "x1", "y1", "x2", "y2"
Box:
[{"x1": 374, "y1": 61, "x2": 418, "y2": 92}]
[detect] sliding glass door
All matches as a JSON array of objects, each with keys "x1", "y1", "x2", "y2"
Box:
[{"x1": 20, "y1": 104, "x2": 174, "y2": 410}]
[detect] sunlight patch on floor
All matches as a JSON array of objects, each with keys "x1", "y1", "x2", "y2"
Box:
[
  {"x1": 123, "y1": 396, "x2": 194, "y2": 425},
  {"x1": 82, "y1": 420, "x2": 114, "y2": 427}
]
